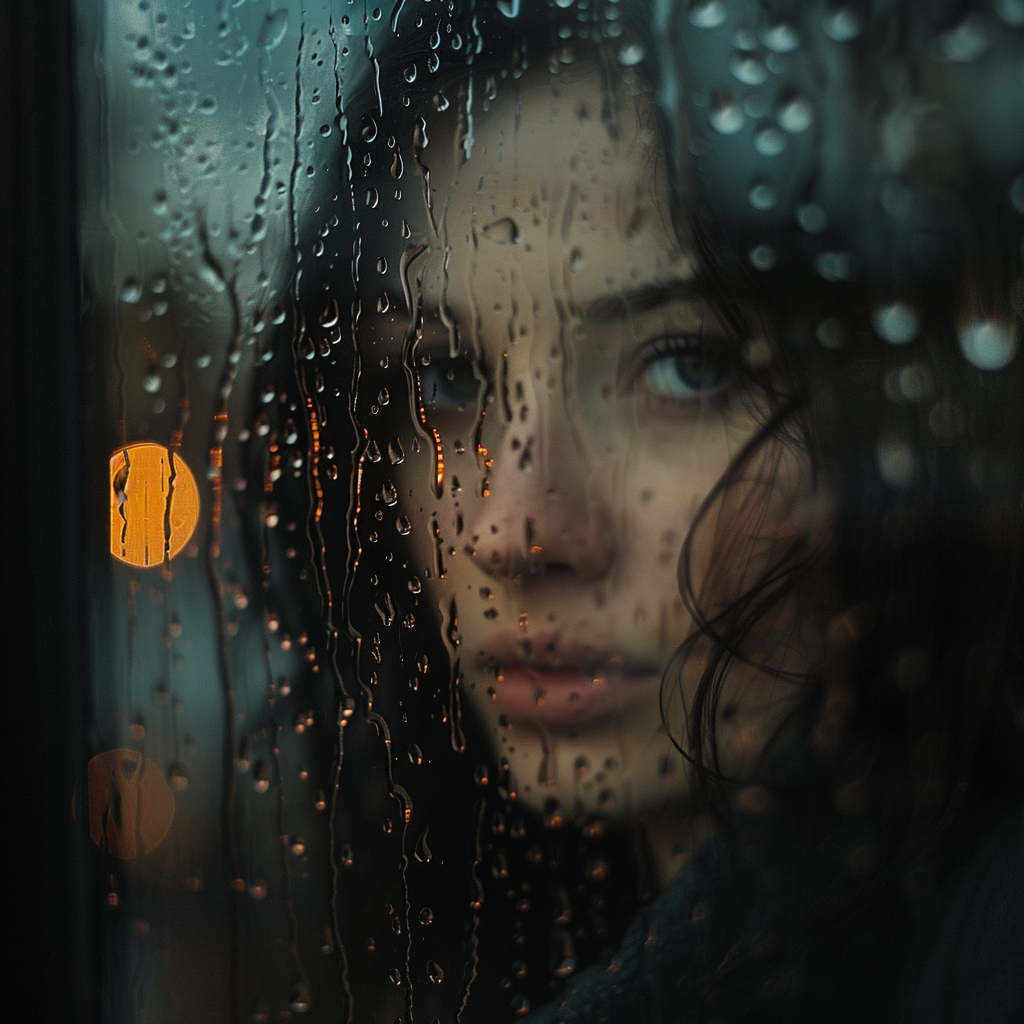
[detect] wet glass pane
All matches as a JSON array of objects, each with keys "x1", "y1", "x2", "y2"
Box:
[{"x1": 74, "y1": 1, "x2": 1024, "y2": 1022}]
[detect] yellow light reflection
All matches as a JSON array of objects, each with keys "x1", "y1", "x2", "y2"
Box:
[{"x1": 109, "y1": 441, "x2": 200, "y2": 567}]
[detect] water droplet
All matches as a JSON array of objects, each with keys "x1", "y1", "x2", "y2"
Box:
[
  {"x1": 388, "y1": 437, "x2": 405, "y2": 464},
  {"x1": 365, "y1": 187, "x2": 379, "y2": 209},
  {"x1": 822, "y1": 7, "x2": 862, "y2": 42},
  {"x1": 748, "y1": 181, "x2": 777, "y2": 211},
  {"x1": 390, "y1": 151, "x2": 404, "y2": 179},
  {"x1": 481, "y1": 217, "x2": 519, "y2": 244},
  {"x1": 404, "y1": 64, "x2": 417, "y2": 83},
  {"x1": 876, "y1": 436, "x2": 918, "y2": 489},
  {"x1": 815, "y1": 251, "x2": 855, "y2": 282},
  {"x1": 874, "y1": 303, "x2": 918, "y2": 344},
  {"x1": 419, "y1": 907, "x2": 434, "y2": 925},
  {"x1": 426, "y1": 960, "x2": 444, "y2": 984},
  {"x1": 320, "y1": 298, "x2": 339, "y2": 328},
  {"x1": 427, "y1": 52, "x2": 439, "y2": 73},
  {"x1": 290, "y1": 836, "x2": 306, "y2": 857},
  {"x1": 754, "y1": 127, "x2": 786, "y2": 157},
  {"x1": 761, "y1": 23, "x2": 799, "y2": 53},
  {"x1": 366, "y1": 439, "x2": 382, "y2": 463},
  {"x1": 120, "y1": 278, "x2": 143, "y2": 303},
  {"x1": 408, "y1": 743, "x2": 423, "y2": 766},
  {"x1": 376, "y1": 256, "x2": 388, "y2": 274},
  {"x1": 777, "y1": 95, "x2": 813, "y2": 133},
  {"x1": 796, "y1": 203, "x2": 827, "y2": 234},
  {"x1": 709, "y1": 93, "x2": 744, "y2": 134},
  {"x1": 996, "y1": 0, "x2": 1024, "y2": 27},
  {"x1": 361, "y1": 115, "x2": 378, "y2": 143},
  {"x1": 496, "y1": 0, "x2": 520, "y2": 18},
  {"x1": 257, "y1": 9, "x2": 289, "y2": 51},
  {"x1": 152, "y1": 190, "x2": 168, "y2": 216},
  {"x1": 731, "y1": 55, "x2": 766, "y2": 86},
  {"x1": 959, "y1": 320, "x2": 1016, "y2": 370},
  {"x1": 816, "y1": 318, "x2": 847, "y2": 350},
  {"x1": 381, "y1": 480, "x2": 398, "y2": 505},
  {"x1": 415, "y1": 827, "x2": 433, "y2": 863},
  {"x1": 168, "y1": 762, "x2": 188, "y2": 792},
  {"x1": 617, "y1": 42, "x2": 645, "y2": 66},
  {"x1": 143, "y1": 369, "x2": 162, "y2": 393},
  {"x1": 340, "y1": 844, "x2": 354, "y2": 867},
  {"x1": 749, "y1": 244, "x2": 777, "y2": 270},
  {"x1": 940, "y1": 17, "x2": 989, "y2": 62},
  {"x1": 688, "y1": 1, "x2": 727, "y2": 29},
  {"x1": 389, "y1": 968, "x2": 402, "y2": 986},
  {"x1": 396, "y1": 515, "x2": 412, "y2": 536}
]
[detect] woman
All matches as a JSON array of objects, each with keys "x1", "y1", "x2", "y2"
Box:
[{"x1": 287, "y1": 2, "x2": 1024, "y2": 1021}]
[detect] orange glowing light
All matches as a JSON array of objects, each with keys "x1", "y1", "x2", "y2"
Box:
[
  {"x1": 87, "y1": 749, "x2": 175, "y2": 859},
  {"x1": 109, "y1": 442, "x2": 200, "y2": 567}
]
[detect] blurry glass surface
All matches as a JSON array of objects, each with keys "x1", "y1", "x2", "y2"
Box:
[{"x1": 74, "y1": 2, "x2": 1024, "y2": 1022}]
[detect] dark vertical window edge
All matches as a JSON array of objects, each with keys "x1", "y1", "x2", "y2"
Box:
[{"x1": 0, "y1": 3, "x2": 98, "y2": 1021}]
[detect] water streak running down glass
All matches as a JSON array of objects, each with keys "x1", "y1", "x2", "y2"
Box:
[{"x1": 75, "y1": 2, "x2": 1024, "y2": 1022}]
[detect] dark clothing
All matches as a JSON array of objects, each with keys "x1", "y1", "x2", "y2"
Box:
[{"x1": 527, "y1": 798, "x2": 1024, "y2": 1024}]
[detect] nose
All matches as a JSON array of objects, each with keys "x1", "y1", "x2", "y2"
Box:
[{"x1": 466, "y1": 391, "x2": 614, "y2": 583}]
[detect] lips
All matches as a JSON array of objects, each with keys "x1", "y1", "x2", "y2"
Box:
[{"x1": 479, "y1": 633, "x2": 664, "y2": 728}]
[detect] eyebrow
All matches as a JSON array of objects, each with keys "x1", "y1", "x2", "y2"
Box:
[{"x1": 585, "y1": 276, "x2": 705, "y2": 322}]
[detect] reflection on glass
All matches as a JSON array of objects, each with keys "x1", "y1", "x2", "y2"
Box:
[{"x1": 77, "y1": 2, "x2": 1024, "y2": 1022}]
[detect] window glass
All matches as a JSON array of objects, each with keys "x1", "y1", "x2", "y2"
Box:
[{"x1": 77, "y1": 2, "x2": 1024, "y2": 1022}]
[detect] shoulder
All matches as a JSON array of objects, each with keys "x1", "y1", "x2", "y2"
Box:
[{"x1": 902, "y1": 804, "x2": 1024, "y2": 1024}]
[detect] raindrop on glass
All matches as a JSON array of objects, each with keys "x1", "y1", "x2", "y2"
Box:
[
  {"x1": 709, "y1": 93, "x2": 744, "y2": 134},
  {"x1": 796, "y1": 203, "x2": 827, "y2": 234},
  {"x1": 604, "y1": 37, "x2": 639, "y2": 66},
  {"x1": 874, "y1": 303, "x2": 919, "y2": 345},
  {"x1": 876, "y1": 436, "x2": 918, "y2": 489},
  {"x1": 760, "y1": 23, "x2": 799, "y2": 53},
  {"x1": 822, "y1": 7, "x2": 862, "y2": 42},
  {"x1": 777, "y1": 95, "x2": 813, "y2": 133},
  {"x1": 688, "y1": 1, "x2": 727, "y2": 29},
  {"x1": 120, "y1": 278, "x2": 143, "y2": 304},
  {"x1": 749, "y1": 244, "x2": 777, "y2": 270},
  {"x1": 748, "y1": 181, "x2": 777, "y2": 211},
  {"x1": 959, "y1": 320, "x2": 1016, "y2": 370},
  {"x1": 731, "y1": 55, "x2": 767, "y2": 86},
  {"x1": 754, "y1": 127, "x2": 786, "y2": 157},
  {"x1": 996, "y1": 0, "x2": 1024, "y2": 27},
  {"x1": 816, "y1": 318, "x2": 847, "y2": 350}
]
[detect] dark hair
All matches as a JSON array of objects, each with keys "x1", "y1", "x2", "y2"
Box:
[{"x1": 269, "y1": 2, "x2": 1024, "y2": 1020}]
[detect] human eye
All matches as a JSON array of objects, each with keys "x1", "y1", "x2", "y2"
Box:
[
  {"x1": 632, "y1": 336, "x2": 735, "y2": 404},
  {"x1": 417, "y1": 349, "x2": 482, "y2": 415}
]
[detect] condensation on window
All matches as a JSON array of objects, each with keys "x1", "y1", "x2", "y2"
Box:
[{"x1": 77, "y1": 2, "x2": 1024, "y2": 1023}]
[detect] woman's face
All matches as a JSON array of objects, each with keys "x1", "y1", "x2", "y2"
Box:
[{"x1": 369, "y1": 65, "x2": 815, "y2": 826}]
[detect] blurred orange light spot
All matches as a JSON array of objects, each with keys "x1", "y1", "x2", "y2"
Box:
[{"x1": 110, "y1": 442, "x2": 199, "y2": 567}]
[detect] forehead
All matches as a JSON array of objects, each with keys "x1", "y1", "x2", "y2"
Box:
[{"x1": 400, "y1": 66, "x2": 691, "y2": 318}]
